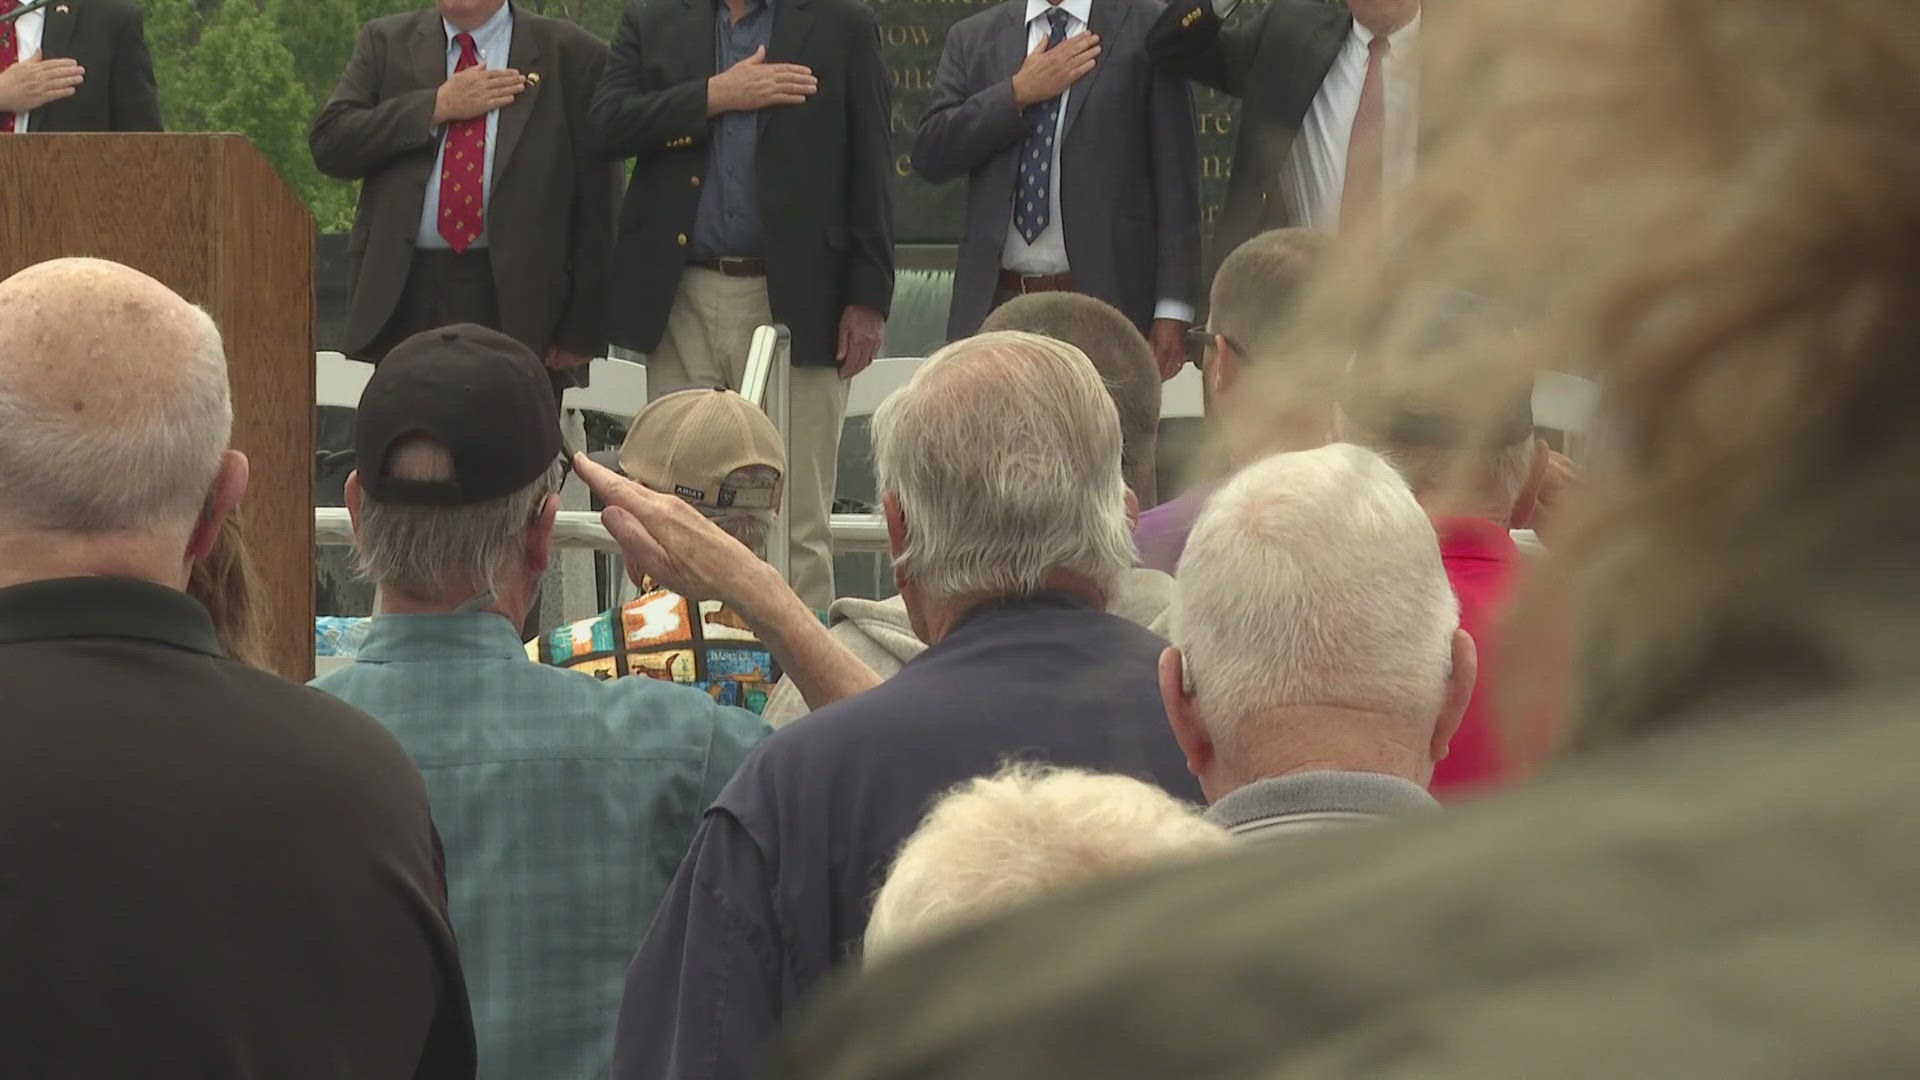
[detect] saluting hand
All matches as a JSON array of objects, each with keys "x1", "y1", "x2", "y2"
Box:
[
  {"x1": 432, "y1": 64, "x2": 526, "y2": 126},
  {"x1": 0, "y1": 52, "x2": 85, "y2": 115},
  {"x1": 1010, "y1": 32, "x2": 1100, "y2": 109},
  {"x1": 707, "y1": 45, "x2": 817, "y2": 116}
]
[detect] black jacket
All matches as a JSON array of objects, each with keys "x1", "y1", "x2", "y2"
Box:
[
  {"x1": 1146, "y1": 0, "x2": 1349, "y2": 276},
  {"x1": 0, "y1": 577, "x2": 475, "y2": 1078},
  {"x1": 913, "y1": 0, "x2": 1202, "y2": 339},
  {"x1": 591, "y1": 0, "x2": 895, "y2": 367},
  {"x1": 21, "y1": 0, "x2": 162, "y2": 132},
  {"x1": 309, "y1": 6, "x2": 621, "y2": 359}
]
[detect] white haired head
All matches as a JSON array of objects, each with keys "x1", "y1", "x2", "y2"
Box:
[
  {"x1": 1162, "y1": 444, "x2": 1476, "y2": 798},
  {"x1": 864, "y1": 764, "x2": 1230, "y2": 958},
  {"x1": 873, "y1": 331, "x2": 1136, "y2": 609},
  {"x1": 349, "y1": 437, "x2": 564, "y2": 603}
]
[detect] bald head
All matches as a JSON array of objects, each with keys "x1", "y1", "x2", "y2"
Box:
[{"x1": 0, "y1": 258, "x2": 231, "y2": 535}]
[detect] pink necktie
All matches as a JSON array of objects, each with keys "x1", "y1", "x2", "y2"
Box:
[
  {"x1": 1341, "y1": 34, "x2": 1391, "y2": 230},
  {"x1": 438, "y1": 32, "x2": 486, "y2": 252}
]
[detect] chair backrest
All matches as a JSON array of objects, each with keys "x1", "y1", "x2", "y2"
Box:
[
  {"x1": 564, "y1": 356, "x2": 647, "y2": 420},
  {"x1": 315, "y1": 351, "x2": 373, "y2": 410}
]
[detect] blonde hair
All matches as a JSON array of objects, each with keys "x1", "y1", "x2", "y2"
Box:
[
  {"x1": 187, "y1": 510, "x2": 270, "y2": 670},
  {"x1": 1256, "y1": 0, "x2": 1920, "y2": 749},
  {"x1": 865, "y1": 765, "x2": 1230, "y2": 958}
]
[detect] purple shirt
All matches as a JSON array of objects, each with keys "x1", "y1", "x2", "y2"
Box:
[{"x1": 1133, "y1": 483, "x2": 1217, "y2": 573}]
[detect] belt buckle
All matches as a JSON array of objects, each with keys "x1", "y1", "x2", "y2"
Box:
[{"x1": 719, "y1": 257, "x2": 754, "y2": 276}]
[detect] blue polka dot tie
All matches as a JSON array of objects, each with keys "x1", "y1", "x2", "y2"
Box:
[{"x1": 1013, "y1": 7, "x2": 1071, "y2": 245}]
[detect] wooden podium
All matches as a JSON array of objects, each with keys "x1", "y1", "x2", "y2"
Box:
[{"x1": 0, "y1": 134, "x2": 317, "y2": 679}]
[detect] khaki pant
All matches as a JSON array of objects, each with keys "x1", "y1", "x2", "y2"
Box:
[{"x1": 645, "y1": 268, "x2": 846, "y2": 611}]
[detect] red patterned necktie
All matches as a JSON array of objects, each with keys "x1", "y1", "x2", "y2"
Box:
[
  {"x1": 0, "y1": 0, "x2": 21, "y2": 135},
  {"x1": 1341, "y1": 33, "x2": 1391, "y2": 230},
  {"x1": 438, "y1": 31, "x2": 486, "y2": 251}
]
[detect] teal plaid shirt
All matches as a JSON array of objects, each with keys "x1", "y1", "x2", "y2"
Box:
[{"x1": 311, "y1": 612, "x2": 768, "y2": 1080}]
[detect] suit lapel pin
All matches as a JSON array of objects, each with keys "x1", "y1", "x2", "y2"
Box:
[
  {"x1": 526, "y1": 72, "x2": 541, "y2": 86},
  {"x1": 55, "y1": 4, "x2": 70, "y2": 12}
]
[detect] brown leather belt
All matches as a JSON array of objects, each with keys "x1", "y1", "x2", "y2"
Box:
[
  {"x1": 691, "y1": 256, "x2": 768, "y2": 277},
  {"x1": 997, "y1": 270, "x2": 1077, "y2": 295}
]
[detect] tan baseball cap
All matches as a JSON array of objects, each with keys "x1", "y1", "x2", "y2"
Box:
[{"x1": 597, "y1": 387, "x2": 786, "y2": 511}]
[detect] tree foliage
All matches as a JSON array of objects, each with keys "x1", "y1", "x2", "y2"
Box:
[{"x1": 143, "y1": 0, "x2": 629, "y2": 233}]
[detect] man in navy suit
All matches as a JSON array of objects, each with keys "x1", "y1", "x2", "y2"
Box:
[{"x1": 915, "y1": 0, "x2": 1201, "y2": 378}]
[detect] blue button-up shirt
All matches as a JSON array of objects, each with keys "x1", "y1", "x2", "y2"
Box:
[
  {"x1": 690, "y1": 0, "x2": 772, "y2": 259},
  {"x1": 417, "y1": 1, "x2": 514, "y2": 250},
  {"x1": 311, "y1": 612, "x2": 769, "y2": 1080}
]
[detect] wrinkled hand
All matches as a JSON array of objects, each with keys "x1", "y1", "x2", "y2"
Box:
[
  {"x1": 1011, "y1": 31, "x2": 1100, "y2": 109},
  {"x1": 0, "y1": 52, "x2": 85, "y2": 114},
  {"x1": 433, "y1": 64, "x2": 525, "y2": 126},
  {"x1": 1149, "y1": 318, "x2": 1188, "y2": 381},
  {"x1": 573, "y1": 452, "x2": 775, "y2": 605},
  {"x1": 837, "y1": 304, "x2": 885, "y2": 378},
  {"x1": 545, "y1": 346, "x2": 592, "y2": 371},
  {"x1": 708, "y1": 45, "x2": 817, "y2": 115}
]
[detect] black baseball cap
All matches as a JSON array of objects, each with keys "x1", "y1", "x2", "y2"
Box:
[{"x1": 355, "y1": 324, "x2": 563, "y2": 505}]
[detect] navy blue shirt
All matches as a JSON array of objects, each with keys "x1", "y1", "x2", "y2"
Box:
[
  {"x1": 690, "y1": 0, "x2": 771, "y2": 258},
  {"x1": 609, "y1": 591, "x2": 1201, "y2": 1080}
]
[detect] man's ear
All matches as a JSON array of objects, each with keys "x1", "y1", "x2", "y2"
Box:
[
  {"x1": 882, "y1": 492, "x2": 910, "y2": 596},
  {"x1": 1160, "y1": 646, "x2": 1214, "y2": 784},
  {"x1": 1509, "y1": 437, "x2": 1549, "y2": 529},
  {"x1": 1210, "y1": 335, "x2": 1240, "y2": 399},
  {"x1": 527, "y1": 493, "x2": 560, "y2": 576},
  {"x1": 187, "y1": 450, "x2": 250, "y2": 561},
  {"x1": 345, "y1": 470, "x2": 364, "y2": 534},
  {"x1": 1431, "y1": 628, "x2": 1479, "y2": 764}
]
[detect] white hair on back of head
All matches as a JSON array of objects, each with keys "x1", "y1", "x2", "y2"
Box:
[
  {"x1": 0, "y1": 305, "x2": 229, "y2": 533},
  {"x1": 353, "y1": 438, "x2": 563, "y2": 601},
  {"x1": 872, "y1": 331, "x2": 1137, "y2": 603},
  {"x1": 1172, "y1": 444, "x2": 1460, "y2": 759},
  {"x1": 864, "y1": 764, "x2": 1230, "y2": 959}
]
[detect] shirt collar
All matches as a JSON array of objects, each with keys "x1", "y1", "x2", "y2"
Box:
[
  {"x1": 445, "y1": 0, "x2": 513, "y2": 48},
  {"x1": 354, "y1": 611, "x2": 531, "y2": 663},
  {"x1": 1207, "y1": 770, "x2": 1439, "y2": 830},
  {"x1": 0, "y1": 576, "x2": 223, "y2": 657},
  {"x1": 1025, "y1": 0, "x2": 1092, "y2": 31},
  {"x1": 946, "y1": 589, "x2": 1099, "y2": 637},
  {"x1": 1353, "y1": 8, "x2": 1419, "y2": 51},
  {"x1": 1434, "y1": 516, "x2": 1521, "y2": 566}
]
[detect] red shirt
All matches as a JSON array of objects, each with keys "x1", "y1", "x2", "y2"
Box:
[{"x1": 1430, "y1": 517, "x2": 1523, "y2": 798}]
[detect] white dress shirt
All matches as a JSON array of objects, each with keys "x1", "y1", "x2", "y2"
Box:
[
  {"x1": 6, "y1": 7, "x2": 45, "y2": 133},
  {"x1": 416, "y1": 1, "x2": 513, "y2": 250},
  {"x1": 1285, "y1": 11, "x2": 1419, "y2": 231},
  {"x1": 1002, "y1": 0, "x2": 1193, "y2": 323}
]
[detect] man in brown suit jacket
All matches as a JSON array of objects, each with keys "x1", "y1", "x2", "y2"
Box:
[{"x1": 310, "y1": 0, "x2": 619, "y2": 400}]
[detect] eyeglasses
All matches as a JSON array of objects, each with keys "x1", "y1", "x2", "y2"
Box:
[{"x1": 1183, "y1": 328, "x2": 1242, "y2": 369}]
